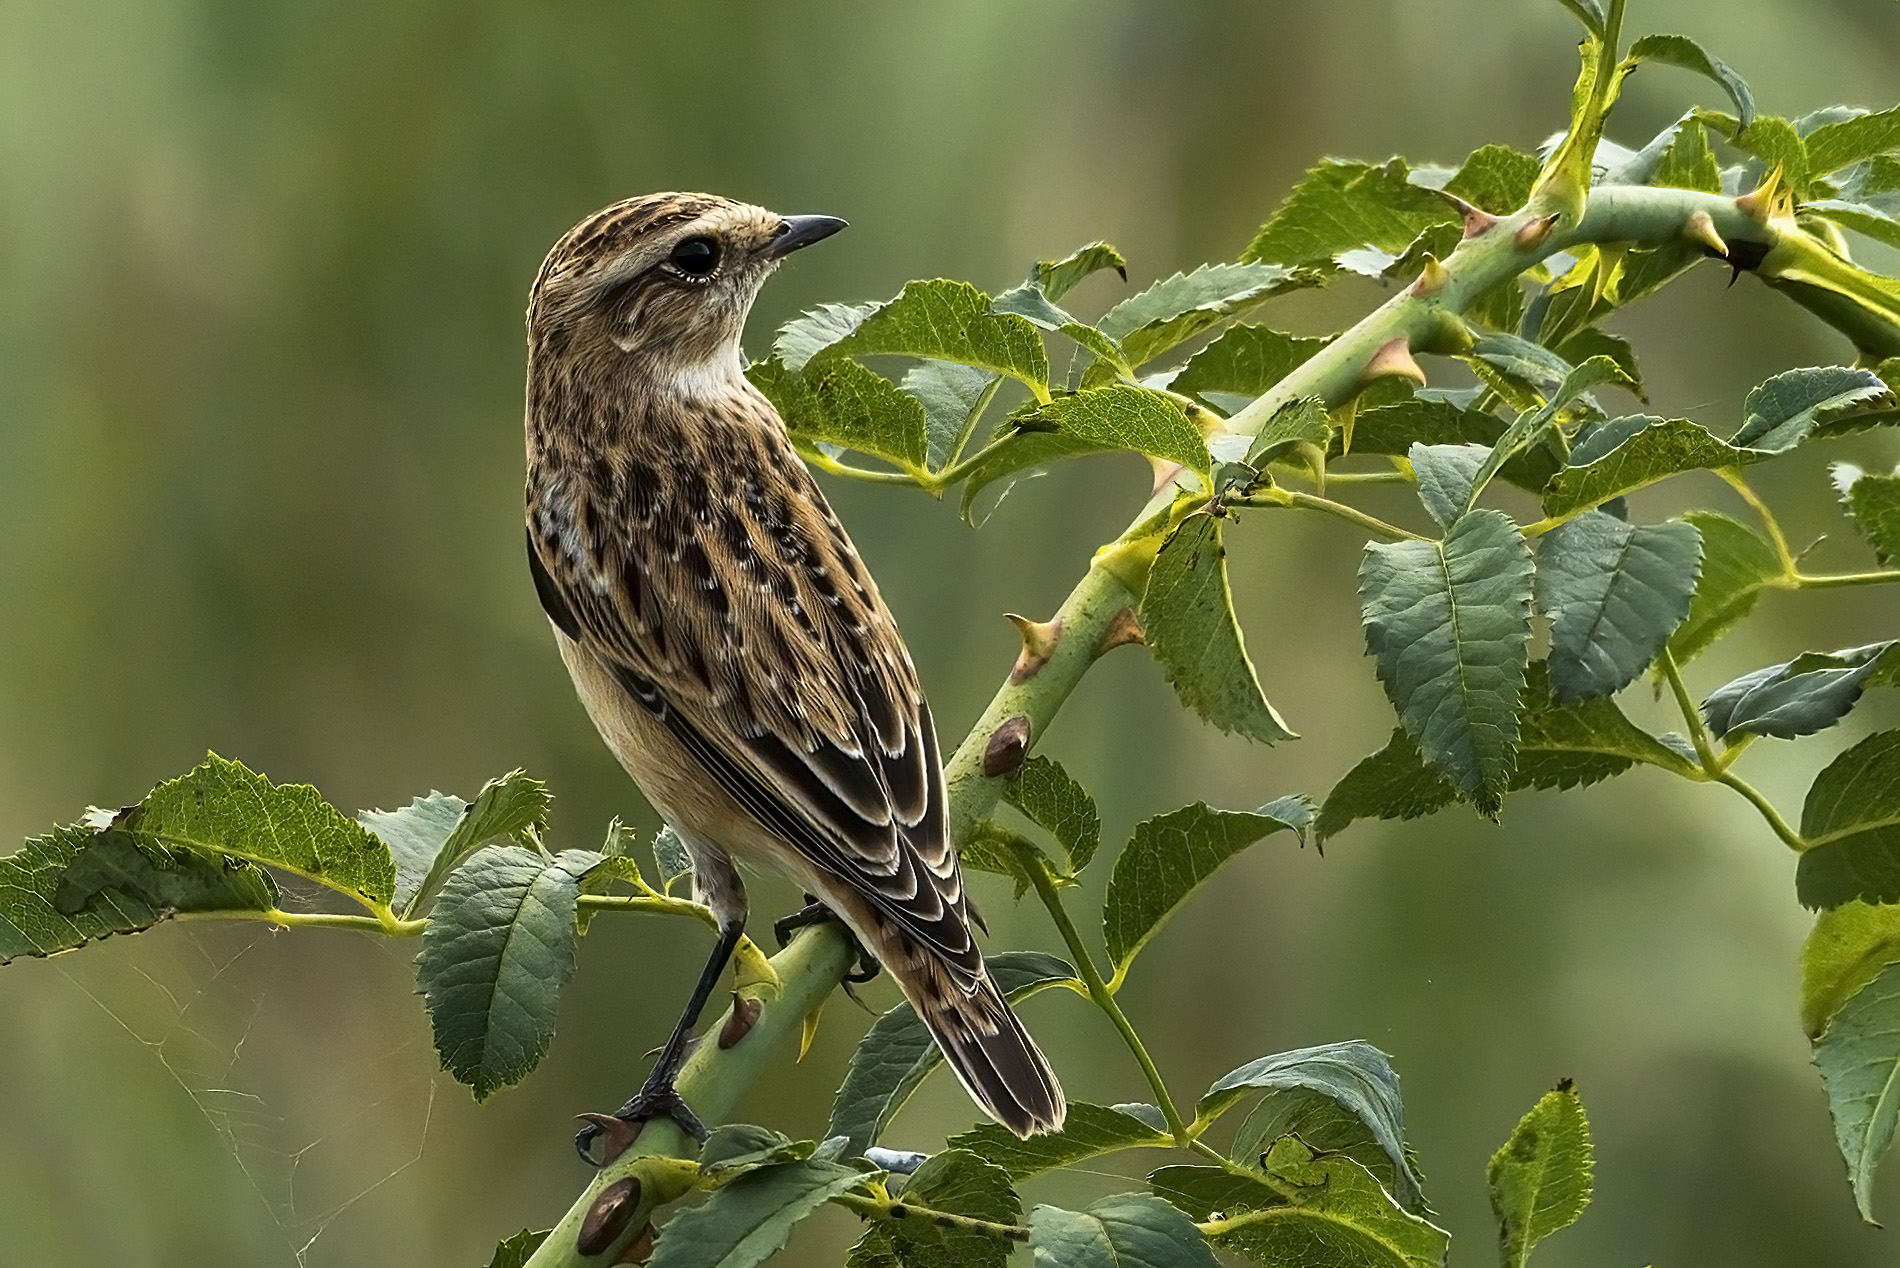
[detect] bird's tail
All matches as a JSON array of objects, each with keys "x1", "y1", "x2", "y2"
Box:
[{"x1": 911, "y1": 969, "x2": 1065, "y2": 1138}]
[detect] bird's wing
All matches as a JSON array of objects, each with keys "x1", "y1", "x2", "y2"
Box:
[{"x1": 527, "y1": 423, "x2": 982, "y2": 989}]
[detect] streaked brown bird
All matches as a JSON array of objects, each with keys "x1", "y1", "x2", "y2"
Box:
[{"x1": 522, "y1": 193, "x2": 1065, "y2": 1157}]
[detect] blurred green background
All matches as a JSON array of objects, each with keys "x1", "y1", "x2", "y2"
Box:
[{"x1": 4, "y1": 1, "x2": 1900, "y2": 1263}]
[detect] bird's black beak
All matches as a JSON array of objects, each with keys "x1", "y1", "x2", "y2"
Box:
[{"x1": 766, "y1": 215, "x2": 848, "y2": 259}]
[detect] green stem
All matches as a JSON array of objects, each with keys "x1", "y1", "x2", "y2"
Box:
[
  {"x1": 1713, "y1": 771, "x2": 1808, "y2": 852},
  {"x1": 1235, "y1": 487, "x2": 1427, "y2": 542},
  {"x1": 1719, "y1": 470, "x2": 1798, "y2": 574},
  {"x1": 829, "y1": 1190, "x2": 1030, "y2": 1242},
  {"x1": 1658, "y1": 648, "x2": 1806, "y2": 851},
  {"x1": 1794, "y1": 568, "x2": 1900, "y2": 589},
  {"x1": 1019, "y1": 852, "x2": 1190, "y2": 1143},
  {"x1": 174, "y1": 908, "x2": 428, "y2": 936}
]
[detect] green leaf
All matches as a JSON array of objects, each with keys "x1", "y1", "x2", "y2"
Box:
[
  {"x1": 1001, "y1": 756, "x2": 1102, "y2": 875},
  {"x1": 1148, "y1": 1166, "x2": 1284, "y2": 1221},
  {"x1": 1554, "y1": 329, "x2": 1644, "y2": 403},
  {"x1": 1140, "y1": 514, "x2": 1294, "y2": 744},
  {"x1": 1551, "y1": 0, "x2": 1605, "y2": 36},
  {"x1": 849, "y1": 1148, "x2": 1021, "y2": 1268},
  {"x1": 360, "y1": 792, "x2": 463, "y2": 915},
  {"x1": 751, "y1": 356, "x2": 930, "y2": 478},
  {"x1": 1231, "y1": 1088, "x2": 1424, "y2": 1213},
  {"x1": 384, "y1": 770, "x2": 550, "y2": 918},
  {"x1": 0, "y1": 824, "x2": 276, "y2": 964},
  {"x1": 1702, "y1": 642, "x2": 1898, "y2": 741},
  {"x1": 1540, "y1": 415, "x2": 1751, "y2": 518},
  {"x1": 415, "y1": 844, "x2": 591, "y2": 1098},
  {"x1": 1535, "y1": 512, "x2": 1703, "y2": 701},
  {"x1": 1652, "y1": 118, "x2": 1723, "y2": 192},
  {"x1": 1465, "y1": 334, "x2": 1581, "y2": 409},
  {"x1": 1409, "y1": 444, "x2": 1489, "y2": 529},
  {"x1": 120, "y1": 753, "x2": 396, "y2": 909},
  {"x1": 774, "y1": 301, "x2": 879, "y2": 372},
  {"x1": 1096, "y1": 264, "x2": 1307, "y2": 368},
  {"x1": 822, "y1": 280, "x2": 1051, "y2": 394},
  {"x1": 1208, "y1": 1138, "x2": 1450, "y2": 1268},
  {"x1": 960, "y1": 386, "x2": 1210, "y2": 514},
  {"x1": 1803, "y1": 900, "x2": 1900, "y2": 1040},
  {"x1": 1732, "y1": 366, "x2": 1893, "y2": 452},
  {"x1": 1487, "y1": 1082, "x2": 1594, "y2": 1268},
  {"x1": 826, "y1": 952, "x2": 1076, "y2": 1154},
  {"x1": 1807, "y1": 105, "x2": 1900, "y2": 177},
  {"x1": 1029, "y1": 1194, "x2": 1218, "y2": 1268},
  {"x1": 1036, "y1": 242, "x2": 1128, "y2": 302},
  {"x1": 1466, "y1": 357, "x2": 1634, "y2": 510},
  {"x1": 1172, "y1": 325, "x2": 1329, "y2": 401},
  {"x1": 1809, "y1": 201, "x2": 1900, "y2": 253},
  {"x1": 948, "y1": 1102, "x2": 1173, "y2": 1179},
  {"x1": 1798, "y1": 731, "x2": 1900, "y2": 909},
  {"x1": 652, "y1": 824, "x2": 694, "y2": 894},
  {"x1": 649, "y1": 1159, "x2": 866, "y2": 1268},
  {"x1": 1317, "y1": 665, "x2": 1696, "y2": 841},
  {"x1": 990, "y1": 287, "x2": 1132, "y2": 381},
  {"x1": 699, "y1": 1124, "x2": 806, "y2": 1178},
  {"x1": 1101, "y1": 800, "x2": 1307, "y2": 978},
  {"x1": 484, "y1": 1229, "x2": 550, "y2": 1268},
  {"x1": 1625, "y1": 34, "x2": 1755, "y2": 131},
  {"x1": 1814, "y1": 959, "x2": 1900, "y2": 1224},
  {"x1": 902, "y1": 360, "x2": 1000, "y2": 471},
  {"x1": 1202, "y1": 1041, "x2": 1421, "y2": 1212},
  {"x1": 1440, "y1": 144, "x2": 1542, "y2": 215},
  {"x1": 1668, "y1": 511, "x2": 1786, "y2": 664},
  {"x1": 1345, "y1": 399, "x2": 1507, "y2": 458},
  {"x1": 1244, "y1": 159, "x2": 1453, "y2": 271},
  {"x1": 1244, "y1": 398, "x2": 1334, "y2": 468},
  {"x1": 1834, "y1": 463, "x2": 1900, "y2": 564},
  {"x1": 1359, "y1": 510, "x2": 1535, "y2": 816}
]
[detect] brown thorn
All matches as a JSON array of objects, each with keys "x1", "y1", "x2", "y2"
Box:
[
  {"x1": 1147, "y1": 455, "x2": 1184, "y2": 495},
  {"x1": 1682, "y1": 209, "x2": 1728, "y2": 258},
  {"x1": 1006, "y1": 613, "x2": 1063, "y2": 683},
  {"x1": 577, "y1": 1177, "x2": 642, "y2": 1256},
  {"x1": 718, "y1": 992, "x2": 763, "y2": 1050},
  {"x1": 575, "y1": 1114, "x2": 644, "y2": 1166},
  {"x1": 1409, "y1": 254, "x2": 1450, "y2": 297},
  {"x1": 1431, "y1": 188, "x2": 1500, "y2": 238},
  {"x1": 1363, "y1": 337, "x2": 1426, "y2": 388},
  {"x1": 1095, "y1": 606, "x2": 1145, "y2": 656},
  {"x1": 1513, "y1": 213, "x2": 1560, "y2": 252},
  {"x1": 616, "y1": 1222, "x2": 657, "y2": 1265},
  {"x1": 981, "y1": 715, "x2": 1031, "y2": 777}
]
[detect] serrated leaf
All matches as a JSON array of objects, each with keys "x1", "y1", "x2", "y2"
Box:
[
  {"x1": 1317, "y1": 664, "x2": 1696, "y2": 841},
  {"x1": 360, "y1": 792, "x2": 463, "y2": 914},
  {"x1": 1102, "y1": 801, "x2": 1306, "y2": 978},
  {"x1": 1243, "y1": 398, "x2": 1333, "y2": 469},
  {"x1": 1148, "y1": 1166, "x2": 1284, "y2": 1221},
  {"x1": 1668, "y1": 511, "x2": 1786, "y2": 664},
  {"x1": 1803, "y1": 900, "x2": 1900, "y2": 1041},
  {"x1": 960, "y1": 386, "x2": 1210, "y2": 514},
  {"x1": 398, "y1": 771, "x2": 550, "y2": 918},
  {"x1": 1244, "y1": 159, "x2": 1454, "y2": 271},
  {"x1": 1535, "y1": 512, "x2": 1702, "y2": 701},
  {"x1": 653, "y1": 824, "x2": 694, "y2": 894},
  {"x1": 1798, "y1": 731, "x2": 1900, "y2": 909},
  {"x1": 752, "y1": 356, "x2": 931, "y2": 477},
  {"x1": 1231, "y1": 1088, "x2": 1423, "y2": 1213},
  {"x1": 484, "y1": 1229, "x2": 550, "y2": 1268},
  {"x1": 1409, "y1": 444, "x2": 1489, "y2": 529},
  {"x1": 1001, "y1": 757, "x2": 1102, "y2": 875},
  {"x1": 1029, "y1": 1194, "x2": 1218, "y2": 1268},
  {"x1": 1554, "y1": 329, "x2": 1644, "y2": 402},
  {"x1": 1626, "y1": 34, "x2": 1755, "y2": 131},
  {"x1": 1173, "y1": 325, "x2": 1329, "y2": 401},
  {"x1": 118, "y1": 753, "x2": 396, "y2": 909},
  {"x1": 1345, "y1": 399, "x2": 1507, "y2": 458},
  {"x1": 1732, "y1": 366, "x2": 1893, "y2": 452},
  {"x1": 1359, "y1": 510, "x2": 1535, "y2": 816},
  {"x1": 949, "y1": 1102, "x2": 1173, "y2": 1179},
  {"x1": 650, "y1": 1158, "x2": 866, "y2": 1268},
  {"x1": 821, "y1": 280, "x2": 1050, "y2": 393},
  {"x1": 850, "y1": 1148, "x2": 1021, "y2": 1268},
  {"x1": 1036, "y1": 242, "x2": 1128, "y2": 302},
  {"x1": 1487, "y1": 1083, "x2": 1593, "y2": 1268},
  {"x1": 1652, "y1": 117, "x2": 1723, "y2": 192},
  {"x1": 775, "y1": 301, "x2": 879, "y2": 372},
  {"x1": 1208, "y1": 1138, "x2": 1450, "y2": 1268},
  {"x1": 1807, "y1": 105, "x2": 1900, "y2": 178},
  {"x1": 1814, "y1": 959, "x2": 1900, "y2": 1223},
  {"x1": 902, "y1": 360, "x2": 1000, "y2": 471},
  {"x1": 826, "y1": 952, "x2": 1076, "y2": 1154},
  {"x1": 416, "y1": 844, "x2": 591, "y2": 1098},
  {"x1": 1096, "y1": 264, "x2": 1307, "y2": 368},
  {"x1": 1702, "y1": 642, "x2": 1898, "y2": 740},
  {"x1": 1140, "y1": 515, "x2": 1294, "y2": 744},
  {"x1": 1466, "y1": 334, "x2": 1579, "y2": 407},
  {"x1": 1540, "y1": 416, "x2": 1752, "y2": 518},
  {"x1": 1835, "y1": 463, "x2": 1900, "y2": 564},
  {"x1": 1808, "y1": 201, "x2": 1900, "y2": 253},
  {"x1": 0, "y1": 824, "x2": 277, "y2": 964},
  {"x1": 956, "y1": 819, "x2": 1048, "y2": 900},
  {"x1": 1439, "y1": 144, "x2": 1542, "y2": 215}
]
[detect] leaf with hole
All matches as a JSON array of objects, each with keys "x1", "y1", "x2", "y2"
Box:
[{"x1": 1208, "y1": 1137, "x2": 1449, "y2": 1268}]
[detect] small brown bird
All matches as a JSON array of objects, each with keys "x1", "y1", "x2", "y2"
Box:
[{"x1": 522, "y1": 193, "x2": 1065, "y2": 1155}]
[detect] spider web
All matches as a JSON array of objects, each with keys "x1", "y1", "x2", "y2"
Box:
[{"x1": 45, "y1": 885, "x2": 439, "y2": 1266}]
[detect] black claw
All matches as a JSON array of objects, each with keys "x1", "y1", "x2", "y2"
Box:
[{"x1": 575, "y1": 1085, "x2": 709, "y2": 1167}]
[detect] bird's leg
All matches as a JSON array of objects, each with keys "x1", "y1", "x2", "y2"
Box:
[
  {"x1": 773, "y1": 897, "x2": 881, "y2": 984},
  {"x1": 574, "y1": 916, "x2": 744, "y2": 1165}
]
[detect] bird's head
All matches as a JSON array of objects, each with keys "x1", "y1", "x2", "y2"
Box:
[{"x1": 527, "y1": 192, "x2": 845, "y2": 389}]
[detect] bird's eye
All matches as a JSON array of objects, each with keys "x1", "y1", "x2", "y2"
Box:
[{"x1": 669, "y1": 236, "x2": 720, "y2": 278}]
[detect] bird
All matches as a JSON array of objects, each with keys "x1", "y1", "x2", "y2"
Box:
[{"x1": 521, "y1": 192, "x2": 1066, "y2": 1158}]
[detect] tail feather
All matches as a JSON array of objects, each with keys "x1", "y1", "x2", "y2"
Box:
[{"x1": 919, "y1": 974, "x2": 1065, "y2": 1137}]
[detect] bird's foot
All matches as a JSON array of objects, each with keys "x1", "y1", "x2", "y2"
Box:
[
  {"x1": 574, "y1": 1081, "x2": 708, "y2": 1167},
  {"x1": 773, "y1": 898, "x2": 881, "y2": 983}
]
